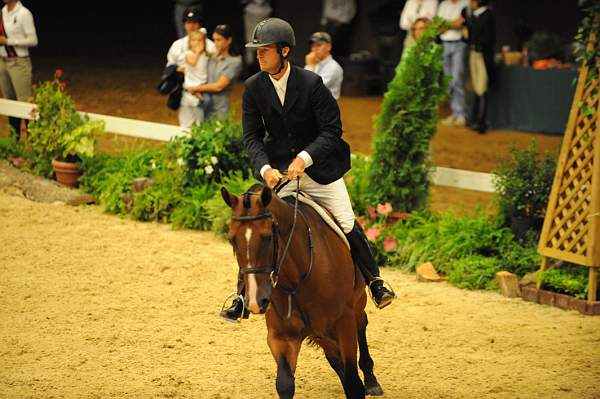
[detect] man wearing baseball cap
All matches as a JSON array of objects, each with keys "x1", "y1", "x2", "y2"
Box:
[{"x1": 305, "y1": 31, "x2": 343, "y2": 100}]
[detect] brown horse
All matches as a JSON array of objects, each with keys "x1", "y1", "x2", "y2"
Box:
[{"x1": 221, "y1": 183, "x2": 383, "y2": 399}]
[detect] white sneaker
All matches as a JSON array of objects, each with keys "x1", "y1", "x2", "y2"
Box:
[
  {"x1": 453, "y1": 115, "x2": 466, "y2": 127},
  {"x1": 440, "y1": 115, "x2": 455, "y2": 126}
]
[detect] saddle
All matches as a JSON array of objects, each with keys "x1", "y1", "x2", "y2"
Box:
[{"x1": 280, "y1": 190, "x2": 350, "y2": 250}]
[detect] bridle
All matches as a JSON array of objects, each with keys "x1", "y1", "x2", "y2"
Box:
[{"x1": 231, "y1": 179, "x2": 314, "y2": 319}]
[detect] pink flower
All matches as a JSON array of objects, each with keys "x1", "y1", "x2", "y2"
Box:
[
  {"x1": 55, "y1": 69, "x2": 63, "y2": 78},
  {"x1": 345, "y1": 175, "x2": 354, "y2": 185},
  {"x1": 383, "y1": 236, "x2": 397, "y2": 252},
  {"x1": 365, "y1": 227, "x2": 380, "y2": 241},
  {"x1": 377, "y1": 202, "x2": 393, "y2": 216},
  {"x1": 59, "y1": 82, "x2": 66, "y2": 90},
  {"x1": 367, "y1": 206, "x2": 377, "y2": 220}
]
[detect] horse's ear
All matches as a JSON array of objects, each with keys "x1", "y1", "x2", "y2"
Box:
[
  {"x1": 261, "y1": 186, "x2": 272, "y2": 207},
  {"x1": 221, "y1": 187, "x2": 238, "y2": 208}
]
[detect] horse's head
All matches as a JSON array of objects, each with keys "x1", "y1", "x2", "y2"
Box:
[{"x1": 221, "y1": 184, "x2": 277, "y2": 315}]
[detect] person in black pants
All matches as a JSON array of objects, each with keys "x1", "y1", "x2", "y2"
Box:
[
  {"x1": 465, "y1": 0, "x2": 495, "y2": 133},
  {"x1": 220, "y1": 17, "x2": 396, "y2": 322}
]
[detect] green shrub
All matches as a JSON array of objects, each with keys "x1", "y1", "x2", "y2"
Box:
[
  {"x1": 80, "y1": 148, "x2": 166, "y2": 214},
  {"x1": 493, "y1": 141, "x2": 557, "y2": 221},
  {"x1": 0, "y1": 137, "x2": 23, "y2": 159},
  {"x1": 169, "y1": 116, "x2": 251, "y2": 187},
  {"x1": 368, "y1": 18, "x2": 448, "y2": 212},
  {"x1": 345, "y1": 153, "x2": 371, "y2": 216},
  {"x1": 131, "y1": 163, "x2": 184, "y2": 222},
  {"x1": 171, "y1": 185, "x2": 217, "y2": 230},
  {"x1": 446, "y1": 256, "x2": 502, "y2": 290},
  {"x1": 205, "y1": 171, "x2": 259, "y2": 236},
  {"x1": 541, "y1": 266, "x2": 588, "y2": 299}
]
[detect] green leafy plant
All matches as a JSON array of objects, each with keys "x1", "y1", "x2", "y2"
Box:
[
  {"x1": 27, "y1": 69, "x2": 105, "y2": 177},
  {"x1": 169, "y1": 116, "x2": 251, "y2": 187},
  {"x1": 541, "y1": 266, "x2": 588, "y2": 299},
  {"x1": 0, "y1": 137, "x2": 23, "y2": 159},
  {"x1": 492, "y1": 141, "x2": 557, "y2": 221},
  {"x1": 171, "y1": 185, "x2": 217, "y2": 230},
  {"x1": 345, "y1": 153, "x2": 371, "y2": 217},
  {"x1": 368, "y1": 18, "x2": 448, "y2": 212}
]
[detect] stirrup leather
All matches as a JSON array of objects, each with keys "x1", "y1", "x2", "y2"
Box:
[{"x1": 368, "y1": 277, "x2": 396, "y2": 309}]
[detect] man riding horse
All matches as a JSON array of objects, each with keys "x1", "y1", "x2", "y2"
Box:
[{"x1": 221, "y1": 17, "x2": 395, "y2": 322}]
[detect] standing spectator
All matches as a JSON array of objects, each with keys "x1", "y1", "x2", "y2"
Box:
[
  {"x1": 167, "y1": 8, "x2": 215, "y2": 67},
  {"x1": 465, "y1": 0, "x2": 495, "y2": 133},
  {"x1": 174, "y1": 0, "x2": 204, "y2": 38},
  {"x1": 304, "y1": 32, "x2": 343, "y2": 100},
  {"x1": 188, "y1": 24, "x2": 242, "y2": 119},
  {"x1": 437, "y1": 0, "x2": 468, "y2": 127},
  {"x1": 179, "y1": 30, "x2": 210, "y2": 128},
  {"x1": 0, "y1": 0, "x2": 37, "y2": 141},
  {"x1": 399, "y1": 0, "x2": 437, "y2": 51},
  {"x1": 321, "y1": 0, "x2": 357, "y2": 59},
  {"x1": 401, "y1": 17, "x2": 431, "y2": 60},
  {"x1": 242, "y1": 0, "x2": 271, "y2": 68}
]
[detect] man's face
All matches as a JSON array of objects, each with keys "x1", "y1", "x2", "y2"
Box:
[
  {"x1": 184, "y1": 21, "x2": 201, "y2": 34},
  {"x1": 256, "y1": 45, "x2": 289, "y2": 74},
  {"x1": 310, "y1": 41, "x2": 331, "y2": 61}
]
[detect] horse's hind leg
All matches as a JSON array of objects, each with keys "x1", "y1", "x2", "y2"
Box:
[
  {"x1": 268, "y1": 330, "x2": 302, "y2": 399},
  {"x1": 336, "y1": 312, "x2": 366, "y2": 399},
  {"x1": 357, "y1": 311, "x2": 383, "y2": 396}
]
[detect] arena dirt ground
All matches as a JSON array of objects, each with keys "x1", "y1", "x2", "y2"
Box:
[
  {"x1": 2, "y1": 56, "x2": 596, "y2": 398},
  {"x1": 1, "y1": 191, "x2": 600, "y2": 399}
]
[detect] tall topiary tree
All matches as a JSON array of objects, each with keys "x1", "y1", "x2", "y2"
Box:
[{"x1": 368, "y1": 18, "x2": 448, "y2": 212}]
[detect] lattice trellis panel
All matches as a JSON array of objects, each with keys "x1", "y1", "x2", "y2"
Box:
[{"x1": 537, "y1": 34, "x2": 600, "y2": 301}]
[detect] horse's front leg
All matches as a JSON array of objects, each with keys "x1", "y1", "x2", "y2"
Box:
[
  {"x1": 336, "y1": 311, "x2": 365, "y2": 399},
  {"x1": 357, "y1": 310, "x2": 383, "y2": 396},
  {"x1": 267, "y1": 329, "x2": 302, "y2": 399}
]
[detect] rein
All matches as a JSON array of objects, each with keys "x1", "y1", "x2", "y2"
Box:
[{"x1": 231, "y1": 179, "x2": 314, "y2": 320}]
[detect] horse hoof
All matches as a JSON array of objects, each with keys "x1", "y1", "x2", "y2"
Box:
[{"x1": 365, "y1": 384, "x2": 384, "y2": 396}]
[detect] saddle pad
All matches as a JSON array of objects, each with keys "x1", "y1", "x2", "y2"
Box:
[{"x1": 281, "y1": 192, "x2": 350, "y2": 250}]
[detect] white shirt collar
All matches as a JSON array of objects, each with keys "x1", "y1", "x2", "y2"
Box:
[
  {"x1": 473, "y1": 6, "x2": 487, "y2": 16},
  {"x1": 268, "y1": 61, "x2": 291, "y2": 91},
  {"x1": 268, "y1": 61, "x2": 291, "y2": 105}
]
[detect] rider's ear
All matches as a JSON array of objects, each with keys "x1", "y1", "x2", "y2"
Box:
[
  {"x1": 221, "y1": 187, "x2": 238, "y2": 208},
  {"x1": 261, "y1": 186, "x2": 272, "y2": 207}
]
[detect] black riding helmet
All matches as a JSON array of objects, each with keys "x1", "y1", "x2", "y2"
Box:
[{"x1": 246, "y1": 18, "x2": 296, "y2": 75}]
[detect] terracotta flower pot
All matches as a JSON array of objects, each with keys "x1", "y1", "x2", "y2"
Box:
[{"x1": 51, "y1": 159, "x2": 82, "y2": 188}]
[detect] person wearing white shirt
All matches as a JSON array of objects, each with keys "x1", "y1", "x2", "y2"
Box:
[
  {"x1": 399, "y1": 0, "x2": 438, "y2": 50},
  {"x1": 304, "y1": 32, "x2": 343, "y2": 100},
  {"x1": 437, "y1": 0, "x2": 469, "y2": 127},
  {"x1": 166, "y1": 8, "x2": 216, "y2": 67},
  {"x1": 0, "y1": 0, "x2": 37, "y2": 141}
]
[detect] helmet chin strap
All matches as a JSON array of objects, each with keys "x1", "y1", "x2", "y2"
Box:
[{"x1": 270, "y1": 44, "x2": 287, "y2": 76}]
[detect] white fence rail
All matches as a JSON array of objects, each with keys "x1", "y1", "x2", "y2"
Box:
[{"x1": 0, "y1": 98, "x2": 496, "y2": 193}]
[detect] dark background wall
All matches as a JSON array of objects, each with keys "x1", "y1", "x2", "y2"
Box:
[{"x1": 27, "y1": 0, "x2": 583, "y2": 67}]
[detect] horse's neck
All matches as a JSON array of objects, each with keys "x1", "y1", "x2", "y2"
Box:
[{"x1": 269, "y1": 196, "x2": 308, "y2": 280}]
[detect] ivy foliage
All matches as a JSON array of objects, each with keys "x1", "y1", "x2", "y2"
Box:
[{"x1": 367, "y1": 17, "x2": 448, "y2": 212}]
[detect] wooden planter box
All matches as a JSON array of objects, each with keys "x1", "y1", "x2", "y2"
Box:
[{"x1": 520, "y1": 284, "x2": 600, "y2": 315}]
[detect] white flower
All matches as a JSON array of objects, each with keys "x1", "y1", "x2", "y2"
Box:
[
  {"x1": 150, "y1": 160, "x2": 156, "y2": 169},
  {"x1": 210, "y1": 156, "x2": 218, "y2": 165},
  {"x1": 177, "y1": 157, "x2": 185, "y2": 167},
  {"x1": 204, "y1": 165, "x2": 214, "y2": 175}
]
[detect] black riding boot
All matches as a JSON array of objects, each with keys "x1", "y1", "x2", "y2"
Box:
[
  {"x1": 220, "y1": 270, "x2": 249, "y2": 321},
  {"x1": 345, "y1": 222, "x2": 396, "y2": 309},
  {"x1": 473, "y1": 93, "x2": 488, "y2": 133}
]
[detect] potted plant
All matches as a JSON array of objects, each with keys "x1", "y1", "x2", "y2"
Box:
[
  {"x1": 27, "y1": 69, "x2": 105, "y2": 187},
  {"x1": 493, "y1": 141, "x2": 556, "y2": 241}
]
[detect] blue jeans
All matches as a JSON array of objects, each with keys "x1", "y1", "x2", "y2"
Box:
[{"x1": 443, "y1": 41, "x2": 468, "y2": 118}]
